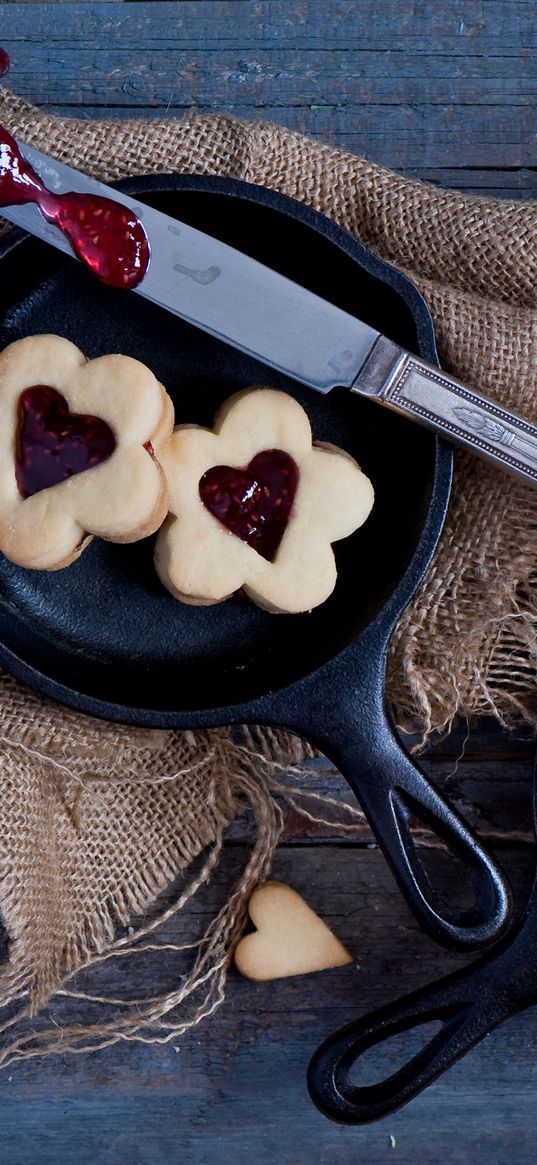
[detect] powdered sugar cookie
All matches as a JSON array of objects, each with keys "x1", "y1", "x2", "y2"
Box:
[
  {"x1": 155, "y1": 387, "x2": 374, "y2": 613},
  {"x1": 0, "y1": 335, "x2": 174, "y2": 570}
]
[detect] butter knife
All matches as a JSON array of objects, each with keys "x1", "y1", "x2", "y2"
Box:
[{"x1": 2, "y1": 139, "x2": 537, "y2": 486}]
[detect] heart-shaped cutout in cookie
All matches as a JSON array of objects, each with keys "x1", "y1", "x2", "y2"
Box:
[
  {"x1": 16, "y1": 384, "x2": 116, "y2": 498},
  {"x1": 199, "y1": 448, "x2": 298, "y2": 562},
  {"x1": 234, "y1": 881, "x2": 353, "y2": 980}
]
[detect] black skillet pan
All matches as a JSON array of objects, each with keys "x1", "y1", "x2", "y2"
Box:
[
  {"x1": 0, "y1": 173, "x2": 510, "y2": 951},
  {"x1": 308, "y1": 752, "x2": 537, "y2": 1124}
]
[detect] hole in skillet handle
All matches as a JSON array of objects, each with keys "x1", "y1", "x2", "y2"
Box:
[
  {"x1": 387, "y1": 784, "x2": 512, "y2": 938},
  {"x1": 344, "y1": 1019, "x2": 444, "y2": 1088},
  {"x1": 306, "y1": 987, "x2": 481, "y2": 1125}
]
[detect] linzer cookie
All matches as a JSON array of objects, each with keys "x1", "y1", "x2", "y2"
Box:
[
  {"x1": 155, "y1": 387, "x2": 374, "y2": 613},
  {"x1": 0, "y1": 335, "x2": 174, "y2": 569}
]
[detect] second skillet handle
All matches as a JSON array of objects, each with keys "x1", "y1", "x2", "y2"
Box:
[
  {"x1": 307, "y1": 957, "x2": 510, "y2": 1124},
  {"x1": 321, "y1": 718, "x2": 511, "y2": 950}
]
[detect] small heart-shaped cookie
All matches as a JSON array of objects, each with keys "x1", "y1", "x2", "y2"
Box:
[{"x1": 234, "y1": 881, "x2": 353, "y2": 981}]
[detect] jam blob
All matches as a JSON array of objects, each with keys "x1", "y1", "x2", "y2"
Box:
[
  {"x1": 0, "y1": 49, "x2": 10, "y2": 77},
  {"x1": 0, "y1": 124, "x2": 150, "y2": 289},
  {"x1": 199, "y1": 448, "x2": 299, "y2": 562},
  {"x1": 16, "y1": 385, "x2": 116, "y2": 498}
]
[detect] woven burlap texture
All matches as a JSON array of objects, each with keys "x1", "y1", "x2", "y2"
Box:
[{"x1": 0, "y1": 86, "x2": 536, "y2": 1065}]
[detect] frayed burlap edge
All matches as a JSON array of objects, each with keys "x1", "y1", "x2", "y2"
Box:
[{"x1": 0, "y1": 726, "x2": 370, "y2": 1069}]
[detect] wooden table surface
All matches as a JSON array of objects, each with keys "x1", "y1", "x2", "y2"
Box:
[{"x1": 1, "y1": 4, "x2": 536, "y2": 1162}]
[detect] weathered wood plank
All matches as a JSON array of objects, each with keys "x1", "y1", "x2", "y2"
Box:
[
  {"x1": 25, "y1": 104, "x2": 535, "y2": 195},
  {"x1": 224, "y1": 721, "x2": 535, "y2": 845},
  {"x1": 3, "y1": 2, "x2": 537, "y2": 52},
  {"x1": 8, "y1": 100, "x2": 530, "y2": 171},
  {"x1": 6, "y1": 54, "x2": 536, "y2": 107},
  {"x1": 2, "y1": 1, "x2": 535, "y2": 192},
  {"x1": 405, "y1": 167, "x2": 537, "y2": 200},
  {"x1": 227, "y1": 754, "x2": 534, "y2": 844}
]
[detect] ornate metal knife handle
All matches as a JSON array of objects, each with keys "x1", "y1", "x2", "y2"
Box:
[{"x1": 354, "y1": 336, "x2": 537, "y2": 486}]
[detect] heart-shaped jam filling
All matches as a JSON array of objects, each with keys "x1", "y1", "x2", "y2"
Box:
[
  {"x1": 199, "y1": 448, "x2": 299, "y2": 562},
  {"x1": 15, "y1": 385, "x2": 116, "y2": 498}
]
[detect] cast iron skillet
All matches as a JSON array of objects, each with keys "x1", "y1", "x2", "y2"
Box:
[
  {"x1": 0, "y1": 174, "x2": 510, "y2": 951},
  {"x1": 308, "y1": 753, "x2": 537, "y2": 1124}
]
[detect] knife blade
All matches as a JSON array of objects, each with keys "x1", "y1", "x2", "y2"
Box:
[
  {"x1": 3, "y1": 141, "x2": 378, "y2": 394},
  {"x1": 3, "y1": 139, "x2": 537, "y2": 486}
]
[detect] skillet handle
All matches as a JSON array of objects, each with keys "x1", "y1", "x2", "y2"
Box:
[
  {"x1": 323, "y1": 722, "x2": 511, "y2": 950},
  {"x1": 307, "y1": 957, "x2": 508, "y2": 1124}
]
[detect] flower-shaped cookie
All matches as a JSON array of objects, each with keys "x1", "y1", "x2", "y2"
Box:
[
  {"x1": 155, "y1": 388, "x2": 374, "y2": 613},
  {"x1": 0, "y1": 335, "x2": 175, "y2": 569}
]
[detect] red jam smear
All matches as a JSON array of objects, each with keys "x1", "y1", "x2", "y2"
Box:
[
  {"x1": 0, "y1": 50, "x2": 10, "y2": 78},
  {"x1": 199, "y1": 448, "x2": 299, "y2": 562},
  {"x1": 0, "y1": 124, "x2": 150, "y2": 289},
  {"x1": 16, "y1": 385, "x2": 116, "y2": 498}
]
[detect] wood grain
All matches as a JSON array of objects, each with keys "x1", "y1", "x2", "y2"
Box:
[{"x1": 1, "y1": 1, "x2": 536, "y2": 197}]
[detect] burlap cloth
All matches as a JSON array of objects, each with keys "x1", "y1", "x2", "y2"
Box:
[{"x1": 0, "y1": 86, "x2": 535, "y2": 1067}]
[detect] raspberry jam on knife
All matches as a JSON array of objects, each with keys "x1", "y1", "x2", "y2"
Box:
[
  {"x1": 199, "y1": 449, "x2": 299, "y2": 562},
  {"x1": 0, "y1": 124, "x2": 150, "y2": 288},
  {"x1": 16, "y1": 385, "x2": 116, "y2": 498}
]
